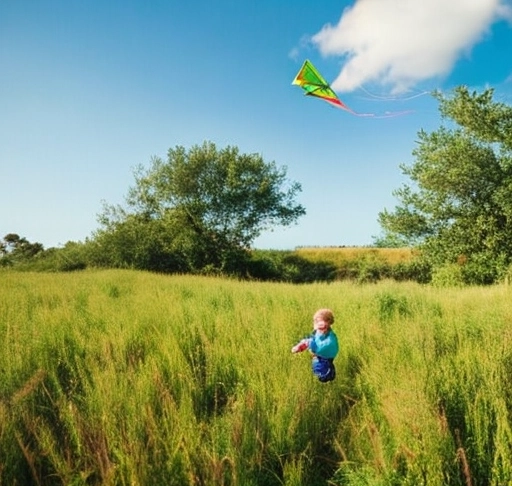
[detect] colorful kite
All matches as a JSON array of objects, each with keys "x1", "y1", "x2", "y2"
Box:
[
  {"x1": 292, "y1": 60, "x2": 413, "y2": 118},
  {"x1": 291, "y1": 59, "x2": 354, "y2": 112}
]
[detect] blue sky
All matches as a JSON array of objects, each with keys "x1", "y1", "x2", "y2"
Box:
[{"x1": 2, "y1": 0, "x2": 512, "y2": 250}]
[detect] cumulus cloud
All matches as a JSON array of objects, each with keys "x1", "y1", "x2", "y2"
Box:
[{"x1": 311, "y1": 0, "x2": 511, "y2": 93}]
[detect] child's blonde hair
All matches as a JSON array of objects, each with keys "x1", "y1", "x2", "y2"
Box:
[{"x1": 314, "y1": 308, "x2": 335, "y2": 326}]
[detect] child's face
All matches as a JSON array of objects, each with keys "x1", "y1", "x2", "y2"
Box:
[{"x1": 313, "y1": 315, "x2": 329, "y2": 333}]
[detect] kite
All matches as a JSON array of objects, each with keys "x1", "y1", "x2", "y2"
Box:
[
  {"x1": 292, "y1": 59, "x2": 413, "y2": 118},
  {"x1": 291, "y1": 59, "x2": 354, "y2": 112}
]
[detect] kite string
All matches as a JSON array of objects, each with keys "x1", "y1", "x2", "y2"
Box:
[
  {"x1": 351, "y1": 110, "x2": 415, "y2": 118},
  {"x1": 345, "y1": 86, "x2": 430, "y2": 117},
  {"x1": 357, "y1": 86, "x2": 430, "y2": 102}
]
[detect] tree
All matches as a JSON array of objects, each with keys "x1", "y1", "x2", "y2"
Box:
[
  {"x1": 97, "y1": 141, "x2": 305, "y2": 273},
  {"x1": 0, "y1": 233, "x2": 44, "y2": 266},
  {"x1": 378, "y1": 87, "x2": 512, "y2": 284}
]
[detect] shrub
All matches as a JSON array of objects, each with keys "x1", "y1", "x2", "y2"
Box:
[{"x1": 431, "y1": 264, "x2": 465, "y2": 288}]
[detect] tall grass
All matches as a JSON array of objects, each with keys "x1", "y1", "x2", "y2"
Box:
[
  {"x1": 1, "y1": 270, "x2": 512, "y2": 485},
  {"x1": 295, "y1": 247, "x2": 416, "y2": 267}
]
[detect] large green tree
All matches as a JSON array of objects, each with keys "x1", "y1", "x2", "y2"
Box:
[
  {"x1": 96, "y1": 141, "x2": 305, "y2": 273},
  {"x1": 378, "y1": 87, "x2": 512, "y2": 284}
]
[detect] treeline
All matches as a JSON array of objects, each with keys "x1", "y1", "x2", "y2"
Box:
[
  {"x1": 0, "y1": 233, "x2": 432, "y2": 284},
  {"x1": 5, "y1": 86, "x2": 512, "y2": 286}
]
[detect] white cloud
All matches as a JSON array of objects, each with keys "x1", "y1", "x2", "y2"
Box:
[{"x1": 311, "y1": 0, "x2": 511, "y2": 93}]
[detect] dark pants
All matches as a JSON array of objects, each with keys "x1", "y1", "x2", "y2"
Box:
[{"x1": 312, "y1": 356, "x2": 336, "y2": 382}]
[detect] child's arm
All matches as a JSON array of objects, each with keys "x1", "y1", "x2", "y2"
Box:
[{"x1": 291, "y1": 337, "x2": 311, "y2": 353}]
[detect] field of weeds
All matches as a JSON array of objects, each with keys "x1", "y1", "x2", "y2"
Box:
[{"x1": 1, "y1": 270, "x2": 512, "y2": 485}]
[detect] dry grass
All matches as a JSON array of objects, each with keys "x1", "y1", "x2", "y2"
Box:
[{"x1": 295, "y1": 247, "x2": 417, "y2": 266}]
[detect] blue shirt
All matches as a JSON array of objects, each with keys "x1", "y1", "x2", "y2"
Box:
[{"x1": 308, "y1": 329, "x2": 339, "y2": 359}]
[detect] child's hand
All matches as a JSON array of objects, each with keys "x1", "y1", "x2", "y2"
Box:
[{"x1": 291, "y1": 339, "x2": 310, "y2": 353}]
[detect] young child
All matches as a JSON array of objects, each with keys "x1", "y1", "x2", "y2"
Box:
[{"x1": 291, "y1": 308, "x2": 339, "y2": 382}]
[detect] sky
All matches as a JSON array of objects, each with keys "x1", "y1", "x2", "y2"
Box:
[{"x1": 2, "y1": 0, "x2": 512, "y2": 250}]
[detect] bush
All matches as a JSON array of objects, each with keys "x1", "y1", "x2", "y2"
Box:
[
  {"x1": 246, "y1": 250, "x2": 337, "y2": 283},
  {"x1": 460, "y1": 252, "x2": 509, "y2": 285},
  {"x1": 431, "y1": 264, "x2": 465, "y2": 288},
  {"x1": 391, "y1": 259, "x2": 432, "y2": 283}
]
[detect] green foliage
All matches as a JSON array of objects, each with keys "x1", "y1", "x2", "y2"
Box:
[
  {"x1": 2, "y1": 239, "x2": 434, "y2": 285},
  {"x1": 247, "y1": 250, "x2": 337, "y2": 283},
  {"x1": 372, "y1": 232, "x2": 410, "y2": 249},
  {"x1": 355, "y1": 255, "x2": 392, "y2": 284},
  {"x1": 90, "y1": 215, "x2": 189, "y2": 272},
  {"x1": 389, "y1": 258, "x2": 432, "y2": 283},
  {"x1": 0, "y1": 233, "x2": 44, "y2": 266},
  {"x1": 379, "y1": 87, "x2": 512, "y2": 284},
  {"x1": 330, "y1": 254, "x2": 390, "y2": 284},
  {"x1": 459, "y1": 251, "x2": 509, "y2": 285},
  {"x1": 431, "y1": 263, "x2": 465, "y2": 288},
  {"x1": 5, "y1": 241, "x2": 92, "y2": 273},
  {"x1": 96, "y1": 141, "x2": 305, "y2": 275}
]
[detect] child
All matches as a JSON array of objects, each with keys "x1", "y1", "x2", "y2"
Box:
[{"x1": 291, "y1": 308, "x2": 339, "y2": 382}]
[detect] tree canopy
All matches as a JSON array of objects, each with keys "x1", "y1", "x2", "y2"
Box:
[
  {"x1": 0, "y1": 233, "x2": 44, "y2": 266},
  {"x1": 96, "y1": 141, "x2": 305, "y2": 273},
  {"x1": 378, "y1": 86, "x2": 512, "y2": 284}
]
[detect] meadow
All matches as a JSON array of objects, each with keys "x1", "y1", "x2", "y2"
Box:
[
  {"x1": 295, "y1": 247, "x2": 416, "y2": 267},
  {"x1": 1, "y1": 270, "x2": 512, "y2": 485}
]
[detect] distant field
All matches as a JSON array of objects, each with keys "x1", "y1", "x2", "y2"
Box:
[{"x1": 295, "y1": 246, "x2": 417, "y2": 265}]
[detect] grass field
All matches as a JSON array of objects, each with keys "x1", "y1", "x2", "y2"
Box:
[
  {"x1": 1, "y1": 270, "x2": 512, "y2": 485},
  {"x1": 295, "y1": 247, "x2": 417, "y2": 266}
]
